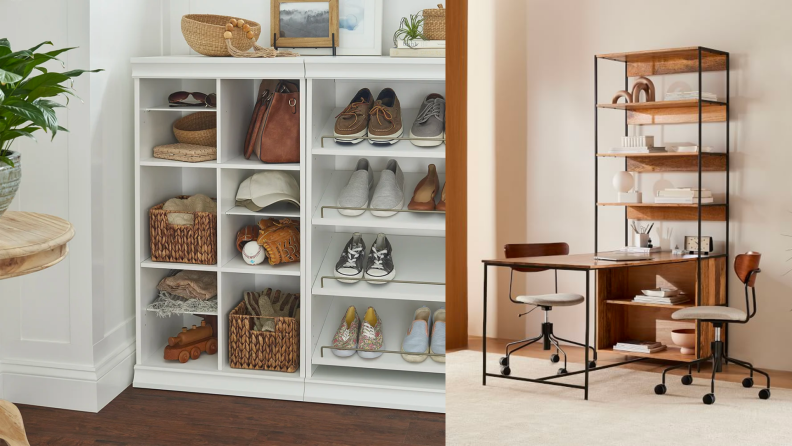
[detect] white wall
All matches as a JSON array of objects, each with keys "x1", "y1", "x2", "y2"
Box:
[{"x1": 468, "y1": 0, "x2": 792, "y2": 372}]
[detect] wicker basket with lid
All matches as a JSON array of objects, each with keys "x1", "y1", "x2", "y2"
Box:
[{"x1": 422, "y1": 4, "x2": 446, "y2": 40}]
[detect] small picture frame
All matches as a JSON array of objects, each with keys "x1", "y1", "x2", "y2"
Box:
[
  {"x1": 337, "y1": 0, "x2": 383, "y2": 56},
  {"x1": 271, "y1": 0, "x2": 340, "y2": 49}
]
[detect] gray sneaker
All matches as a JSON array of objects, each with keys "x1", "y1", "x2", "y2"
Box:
[
  {"x1": 409, "y1": 94, "x2": 445, "y2": 147},
  {"x1": 337, "y1": 158, "x2": 373, "y2": 216},
  {"x1": 370, "y1": 159, "x2": 404, "y2": 217},
  {"x1": 365, "y1": 233, "x2": 395, "y2": 284},
  {"x1": 335, "y1": 233, "x2": 366, "y2": 283}
]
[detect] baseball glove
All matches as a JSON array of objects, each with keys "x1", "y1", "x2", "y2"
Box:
[{"x1": 257, "y1": 218, "x2": 300, "y2": 265}]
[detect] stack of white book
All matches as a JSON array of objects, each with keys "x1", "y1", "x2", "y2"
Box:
[
  {"x1": 665, "y1": 91, "x2": 719, "y2": 101},
  {"x1": 613, "y1": 340, "x2": 667, "y2": 354},
  {"x1": 619, "y1": 246, "x2": 661, "y2": 254},
  {"x1": 391, "y1": 39, "x2": 445, "y2": 58},
  {"x1": 655, "y1": 188, "x2": 713, "y2": 204},
  {"x1": 609, "y1": 135, "x2": 666, "y2": 154},
  {"x1": 633, "y1": 288, "x2": 689, "y2": 305}
]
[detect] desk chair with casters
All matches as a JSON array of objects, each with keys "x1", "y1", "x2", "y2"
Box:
[
  {"x1": 654, "y1": 251, "x2": 770, "y2": 405},
  {"x1": 498, "y1": 243, "x2": 597, "y2": 377}
]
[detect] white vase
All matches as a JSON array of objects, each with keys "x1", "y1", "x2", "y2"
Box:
[{"x1": 612, "y1": 171, "x2": 634, "y2": 193}]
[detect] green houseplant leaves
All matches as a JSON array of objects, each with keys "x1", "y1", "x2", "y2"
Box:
[{"x1": 0, "y1": 38, "x2": 101, "y2": 167}]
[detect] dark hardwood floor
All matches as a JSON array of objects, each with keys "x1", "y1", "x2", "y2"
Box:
[{"x1": 16, "y1": 386, "x2": 445, "y2": 446}]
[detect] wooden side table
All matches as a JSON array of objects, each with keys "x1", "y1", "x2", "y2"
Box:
[{"x1": 0, "y1": 211, "x2": 74, "y2": 446}]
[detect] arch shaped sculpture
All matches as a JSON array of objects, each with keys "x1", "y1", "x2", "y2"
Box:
[
  {"x1": 630, "y1": 76, "x2": 656, "y2": 103},
  {"x1": 611, "y1": 90, "x2": 633, "y2": 104}
]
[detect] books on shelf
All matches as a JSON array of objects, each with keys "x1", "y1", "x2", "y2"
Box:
[
  {"x1": 657, "y1": 188, "x2": 712, "y2": 199},
  {"x1": 396, "y1": 39, "x2": 446, "y2": 49},
  {"x1": 666, "y1": 144, "x2": 715, "y2": 153},
  {"x1": 389, "y1": 48, "x2": 445, "y2": 58},
  {"x1": 609, "y1": 147, "x2": 666, "y2": 154},
  {"x1": 619, "y1": 246, "x2": 661, "y2": 253},
  {"x1": 632, "y1": 295, "x2": 689, "y2": 305},
  {"x1": 665, "y1": 91, "x2": 719, "y2": 101},
  {"x1": 655, "y1": 197, "x2": 714, "y2": 204},
  {"x1": 613, "y1": 340, "x2": 667, "y2": 354}
]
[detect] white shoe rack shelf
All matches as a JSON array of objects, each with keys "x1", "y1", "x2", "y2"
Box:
[{"x1": 132, "y1": 56, "x2": 445, "y2": 413}]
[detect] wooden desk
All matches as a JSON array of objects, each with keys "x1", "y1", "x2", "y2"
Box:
[{"x1": 481, "y1": 252, "x2": 726, "y2": 399}]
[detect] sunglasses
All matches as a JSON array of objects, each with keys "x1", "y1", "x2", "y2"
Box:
[{"x1": 168, "y1": 91, "x2": 217, "y2": 108}]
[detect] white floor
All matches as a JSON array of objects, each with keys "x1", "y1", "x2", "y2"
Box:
[{"x1": 447, "y1": 351, "x2": 792, "y2": 446}]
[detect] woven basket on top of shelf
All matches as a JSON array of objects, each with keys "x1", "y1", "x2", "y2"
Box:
[
  {"x1": 229, "y1": 301, "x2": 300, "y2": 373},
  {"x1": 423, "y1": 4, "x2": 446, "y2": 40},
  {"x1": 181, "y1": 14, "x2": 262, "y2": 57},
  {"x1": 173, "y1": 112, "x2": 217, "y2": 147},
  {"x1": 149, "y1": 196, "x2": 217, "y2": 265}
]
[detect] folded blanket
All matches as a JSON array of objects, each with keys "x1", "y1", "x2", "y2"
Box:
[
  {"x1": 146, "y1": 291, "x2": 218, "y2": 318},
  {"x1": 243, "y1": 288, "x2": 300, "y2": 332},
  {"x1": 163, "y1": 194, "x2": 217, "y2": 225},
  {"x1": 157, "y1": 271, "x2": 217, "y2": 301}
]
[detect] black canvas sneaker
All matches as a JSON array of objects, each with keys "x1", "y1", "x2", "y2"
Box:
[
  {"x1": 365, "y1": 233, "x2": 396, "y2": 284},
  {"x1": 335, "y1": 233, "x2": 366, "y2": 283}
]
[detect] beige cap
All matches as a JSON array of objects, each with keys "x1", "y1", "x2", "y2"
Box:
[{"x1": 235, "y1": 171, "x2": 300, "y2": 212}]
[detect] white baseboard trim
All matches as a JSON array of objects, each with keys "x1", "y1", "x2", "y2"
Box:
[
  {"x1": 0, "y1": 341, "x2": 135, "y2": 412},
  {"x1": 304, "y1": 378, "x2": 446, "y2": 413}
]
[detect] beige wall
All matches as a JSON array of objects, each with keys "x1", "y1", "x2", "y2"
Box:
[{"x1": 468, "y1": 0, "x2": 792, "y2": 371}]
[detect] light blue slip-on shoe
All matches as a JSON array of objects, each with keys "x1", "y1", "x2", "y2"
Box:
[
  {"x1": 430, "y1": 308, "x2": 446, "y2": 363},
  {"x1": 401, "y1": 306, "x2": 432, "y2": 363}
]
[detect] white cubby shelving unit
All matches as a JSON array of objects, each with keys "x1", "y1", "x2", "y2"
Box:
[{"x1": 132, "y1": 56, "x2": 445, "y2": 413}]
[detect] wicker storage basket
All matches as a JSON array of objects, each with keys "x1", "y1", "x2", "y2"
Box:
[
  {"x1": 423, "y1": 4, "x2": 446, "y2": 40},
  {"x1": 149, "y1": 196, "x2": 217, "y2": 265},
  {"x1": 173, "y1": 112, "x2": 217, "y2": 147},
  {"x1": 181, "y1": 14, "x2": 262, "y2": 57},
  {"x1": 229, "y1": 301, "x2": 300, "y2": 372},
  {"x1": 153, "y1": 143, "x2": 217, "y2": 163}
]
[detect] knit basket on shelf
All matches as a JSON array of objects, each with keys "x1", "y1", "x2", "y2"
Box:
[
  {"x1": 181, "y1": 14, "x2": 262, "y2": 56},
  {"x1": 173, "y1": 112, "x2": 217, "y2": 147},
  {"x1": 423, "y1": 4, "x2": 446, "y2": 40},
  {"x1": 229, "y1": 301, "x2": 300, "y2": 373},
  {"x1": 149, "y1": 196, "x2": 217, "y2": 265}
]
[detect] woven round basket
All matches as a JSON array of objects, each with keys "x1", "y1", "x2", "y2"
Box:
[
  {"x1": 173, "y1": 112, "x2": 217, "y2": 147},
  {"x1": 181, "y1": 14, "x2": 262, "y2": 57},
  {"x1": 423, "y1": 4, "x2": 446, "y2": 40}
]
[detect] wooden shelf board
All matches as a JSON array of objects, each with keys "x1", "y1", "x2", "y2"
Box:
[
  {"x1": 596, "y1": 47, "x2": 719, "y2": 61},
  {"x1": 598, "y1": 202, "x2": 725, "y2": 207},
  {"x1": 605, "y1": 299, "x2": 693, "y2": 310},
  {"x1": 597, "y1": 152, "x2": 726, "y2": 158},
  {"x1": 598, "y1": 99, "x2": 725, "y2": 111},
  {"x1": 600, "y1": 346, "x2": 695, "y2": 362},
  {"x1": 596, "y1": 47, "x2": 727, "y2": 77}
]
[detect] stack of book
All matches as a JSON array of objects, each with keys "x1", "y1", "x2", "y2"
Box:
[
  {"x1": 665, "y1": 91, "x2": 719, "y2": 101},
  {"x1": 613, "y1": 340, "x2": 667, "y2": 354},
  {"x1": 609, "y1": 135, "x2": 666, "y2": 154},
  {"x1": 633, "y1": 288, "x2": 689, "y2": 305},
  {"x1": 390, "y1": 40, "x2": 445, "y2": 58},
  {"x1": 655, "y1": 188, "x2": 713, "y2": 204},
  {"x1": 619, "y1": 246, "x2": 661, "y2": 254}
]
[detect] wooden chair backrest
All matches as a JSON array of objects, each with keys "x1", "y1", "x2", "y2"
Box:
[
  {"x1": 734, "y1": 251, "x2": 761, "y2": 287},
  {"x1": 504, "y1": 242, "x2": 570, "y2": 273}
]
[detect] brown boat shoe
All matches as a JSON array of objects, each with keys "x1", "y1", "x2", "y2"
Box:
[
  {"x1": 408, "y1": 164, "x2": 440, "y2": 210},
  {"x1": 368, "y1": 88, "x2": 403, "y2": 144},
  {"x1": 334, "y1": 88, "x2": 374, "y2": 144}
]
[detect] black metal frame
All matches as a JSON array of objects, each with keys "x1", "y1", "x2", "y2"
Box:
[
  {"x1": 654, "y1": 269, "x2": 772, "y2": 404},
  {"x1": 274, "y1": 33, "x2": 337, "y2": 56},
  {"x1": 481, "y1": 262, "x2": 646, "y2": 400},
  {"x1": 595, "y1": 47, "x2": 731, "y2": 366}
]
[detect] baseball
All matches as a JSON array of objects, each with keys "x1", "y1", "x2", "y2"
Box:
[{"x1": 242, "y1": 241, "x2": 266, "y2": 265}]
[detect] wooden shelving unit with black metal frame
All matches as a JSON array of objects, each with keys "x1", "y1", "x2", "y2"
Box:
[{"x1": 594, "y1": 47, "x2": 730, "y2": 365}]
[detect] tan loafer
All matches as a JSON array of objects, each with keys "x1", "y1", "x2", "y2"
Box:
[{"x1": 408, "y1": 164, "x2": 439, "y2": 211}]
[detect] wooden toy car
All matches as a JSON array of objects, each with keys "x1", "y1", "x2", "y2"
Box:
[{"x1": 164, "y1": 320, "x2": 218, "y2": 363}]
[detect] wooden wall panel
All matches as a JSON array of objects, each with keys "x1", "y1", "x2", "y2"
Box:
[{"x1": 446, "y1": 0, "x2": 468, "y2": 350}]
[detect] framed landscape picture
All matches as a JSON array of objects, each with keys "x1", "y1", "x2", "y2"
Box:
[
  {"x1": 337, "y1": 0, "x2": 383, "y2": 55},
  {"x1": 271, "y1": 0, "x2": 340, "y2": 49}
]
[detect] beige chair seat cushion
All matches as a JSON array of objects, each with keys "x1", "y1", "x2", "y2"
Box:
[
  {"x1": 672, "y1": 306, "x2": 746, "y2": 322},
  {"x1": 516, "y1": 293, "x2": 584, "y2": 307}
]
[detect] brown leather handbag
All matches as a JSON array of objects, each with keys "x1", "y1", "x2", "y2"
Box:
[{"x1": 244, "y1": 80, "x2": 300, "y2": 163}]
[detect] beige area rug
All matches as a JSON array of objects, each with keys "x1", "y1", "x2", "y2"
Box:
[{"x1": 448, "y1": 350, "x2": 792, "y2": 446}]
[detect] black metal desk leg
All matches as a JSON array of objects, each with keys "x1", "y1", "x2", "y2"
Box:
[
  {"x1": 483, "y1": 263, "x2": 488, "y2": 386},
  {"x1": 585, "y1": 270, "x2": 590, "y2": 400}
]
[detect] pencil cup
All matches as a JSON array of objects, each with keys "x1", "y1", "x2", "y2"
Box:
[{"x1": 634, "y1": 234, "x2": 649, "y2": 248}]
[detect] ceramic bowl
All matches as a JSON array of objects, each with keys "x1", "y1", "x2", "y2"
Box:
[{"x1": 671, "y1": 328, "x2": 696, "y2": 355}]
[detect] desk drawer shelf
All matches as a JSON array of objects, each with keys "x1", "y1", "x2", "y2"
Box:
[
  {"x1": 598, "y1": 203, "x2": 727, "y2": 221},
  {"x1": 605, "y1": 299, "x2": 693, "y2": 310},
  {"x1": 600, "y1": 347, "x2": 691, "y2": 363}
]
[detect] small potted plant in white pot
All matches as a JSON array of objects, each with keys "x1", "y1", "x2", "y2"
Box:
[{"x1": 0, "y1": 38, "x2": 100, "y2": 216}]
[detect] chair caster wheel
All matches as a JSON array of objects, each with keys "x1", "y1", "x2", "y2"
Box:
[
  {"x1": 759, "y1": 388, "x2": 771, "y2": 400},
  {"x1": 550, "y1": 354, "x2": 560, "y2": 363},
  {"x1": 703, "y1": 393, "x2": 716, "y2": 405},
  {"x1": 742, "y1": 377, "x2": 754, "y2": 388},
  {"x1": 557, "y1": 368, "x2": 568, "y2": 375},
  {"x1": 499, "y1": 356, "x2": 509, "y2": 367},
  {"x1": 681, "y1": 375, "x2": 693, "y2": 385},
  {"x1": 588, "y1": 361, "x2": 597, "y2": 369},
  {"x1": 654, "y1": 384, "x2": 667, "y2": 395},
  {"x1": 500, "y1": 366, "x2": 511, "y2": 376}
]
